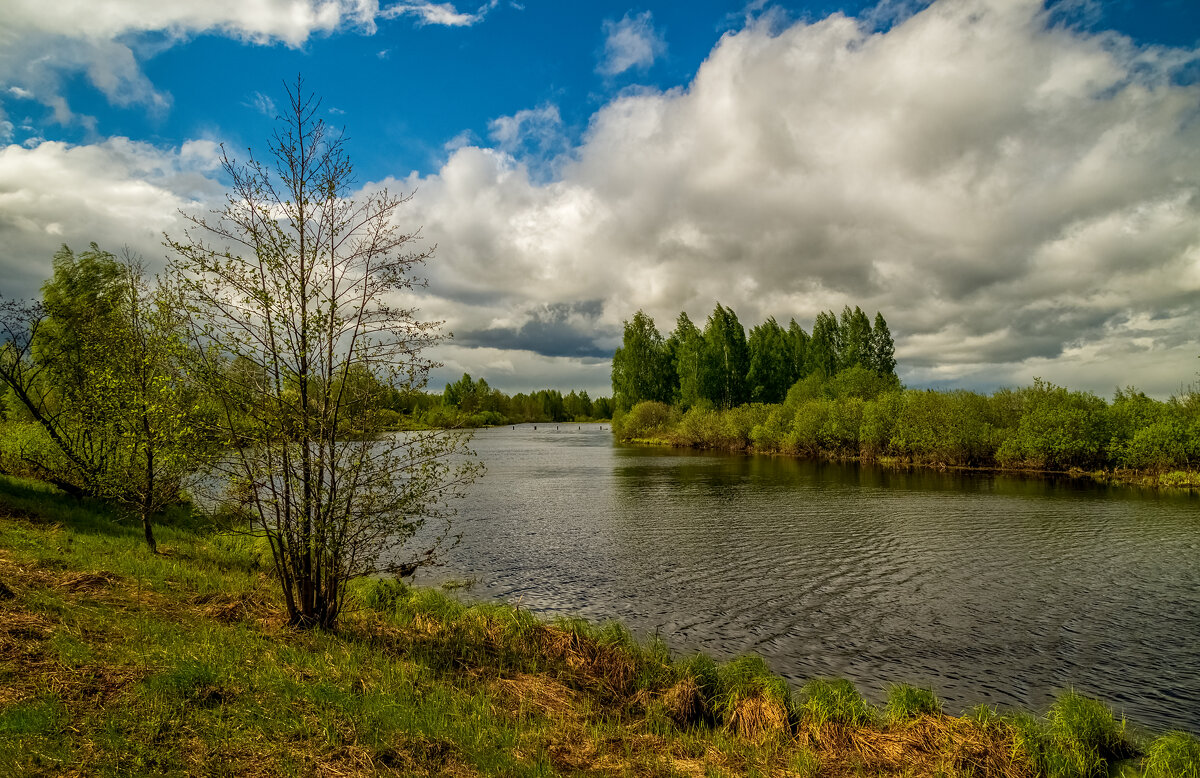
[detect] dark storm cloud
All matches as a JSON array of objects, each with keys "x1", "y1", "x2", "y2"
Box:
[{"x1": 453, "y1": 301, "x2": 615, "y2": 358}]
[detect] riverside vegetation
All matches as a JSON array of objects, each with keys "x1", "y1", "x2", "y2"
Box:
[
  {"x1": 610, "y1": 310, "x2": 1200, "y2": 487},
  {"x1": 2, "y1": 82, "x2": 1198, "y2": 775},
  {"x1": 3, "y1": 475, "x2": 1200, "y2": 777}
]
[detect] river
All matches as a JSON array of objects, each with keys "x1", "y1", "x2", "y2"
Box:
[{"x1": 409, "y1": 423, "x2": 1200, "y2": 733}]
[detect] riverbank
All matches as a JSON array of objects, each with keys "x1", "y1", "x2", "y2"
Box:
[
  {"x1": 621, "y1": 436, "x2": 1200, "y2": 491},
  {"x1": 1, "y1": 476, "x2": 1197, "y2": 776}
]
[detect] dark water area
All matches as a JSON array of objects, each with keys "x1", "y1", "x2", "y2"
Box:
[{"x1": 410, "y1": 423, "x2": 1200, "y2": 734}]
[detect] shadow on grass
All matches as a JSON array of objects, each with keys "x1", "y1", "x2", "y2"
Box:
[{"x1": 0, "y1": 474, "x2": 211, "y2": 542}]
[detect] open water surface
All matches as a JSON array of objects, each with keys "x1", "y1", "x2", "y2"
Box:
[{"x1": 410, "y1": 423, "x2": 1200, "y2": 733}]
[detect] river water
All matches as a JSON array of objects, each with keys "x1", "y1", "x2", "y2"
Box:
[{"x1": 409, "y1": 423, "x2": 1200, "y2": 733}]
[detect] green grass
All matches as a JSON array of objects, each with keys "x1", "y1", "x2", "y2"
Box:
[
  {"x1": 1143, "y1": 731, "x2": 1200, "y2": 778},
  {"x1": 799, "y1": 677, "x2": 877, "y2": 728},
  {"x1": 885, "y1": 683, "x2": 943, "y2": 721},
  {"x1": 0, "y1": 472, "x2": 1195, "y2": 777}
]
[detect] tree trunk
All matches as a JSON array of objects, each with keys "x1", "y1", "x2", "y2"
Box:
[{"x1": 141, "y1": 510, "x2": 158, "y2": 554}]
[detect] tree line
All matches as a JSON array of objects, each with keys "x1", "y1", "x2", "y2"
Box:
[
  {"x1": 427, "y1": 373, "x2": 614, "y2": 427},
  {"x1": 611, "y1": 304, "x2": 896, "y2": 410},
  {"x1": 614, "y1": 371, "x2": 1200, "y2": 475}
]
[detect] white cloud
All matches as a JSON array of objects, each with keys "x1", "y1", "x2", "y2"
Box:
[
  {"x1": 0, "y1": 138, "x2": 224, "y2": 298},
  {"x1": 598, "y1": 11, "x2": 667, "y2": 76},
  {"x1": 392, "y1": 0, "x2": 1200, "y2": 397},
  {"x1": 0, "y1": 0, "x2": 487, "y2": 129},
  {"x1": 245, "y1": 91, "x2": 277, "y2": 117},
  {"x1": 486, "y1": 104, "x2": 567, "y2": 164},
  {"x1": 3, "y1": 0, "x2": 1198, "y2": 398},
  {"x1": 379, "y1": 0, "x2": 496, "y2": 27}
]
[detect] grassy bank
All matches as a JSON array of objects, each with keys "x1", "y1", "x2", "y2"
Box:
[
  {"x1": 614, "y1": 392, "x2": 1200, "y2": 491},
  {"x1": 1, "y1": 476, "x2": 1198, "y2": 777}
]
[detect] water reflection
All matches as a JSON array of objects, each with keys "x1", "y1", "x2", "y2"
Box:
[{"x1": 412, "y1": 424, "x2": 1199, "y2": 733}]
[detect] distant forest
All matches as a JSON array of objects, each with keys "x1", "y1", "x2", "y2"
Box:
[
  {"x1": 612, "y1": 304, "x2": 896, "y2": 411},
  {"x1": 420, "y1": 374, "x2": 614, "y2": 428}
]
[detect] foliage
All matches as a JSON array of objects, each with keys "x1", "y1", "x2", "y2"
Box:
[
  {"x1": 1009, "y1": 691, "x2": 1134, "y2": 778},
  {"x1": 996, "y1": 380, "x2": 1110, "y2": 470},
  {"x1": 611, "y1": 311, "x2": 675, "y2": 410},
  {"x1": 0, "y1": 244, "x2": 205, "y2": 551},
  {"x1": 798, "y1": 678, "x2": 876, "y2": 728},
  {"x1": 613, "y1": 303, "x2": 898, "y2": 414},
  {"x1": 612, "y1": 400, "x2": 677, "y2": 440},
  {"x1": 432, "y1": 374, "x2": 612, "y2": 426},
  {"x1": 616, "y1": 369, "x2": 1198, "y2": 477},
  {"x1": 167, "y1": 79, "x2": 479, "y2": 629}
]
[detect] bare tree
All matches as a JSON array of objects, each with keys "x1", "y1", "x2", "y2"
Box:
[{"x1": 167, "y1": 78, "x2": 479, "y2": 629}]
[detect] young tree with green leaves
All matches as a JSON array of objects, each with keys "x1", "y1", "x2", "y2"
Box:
[
  {"x1": 869, "y1": 312, "x2": 897, "y2": 377},
  {"x1": 0, "y1": 244, "x2": 202, "y2": 552},
  {"x1": 668, "y1": 311, "x2": 704, "y2": 409},
  {"x1": 785, "y1": 318, "x2": 810, "y2": 384},
  {"x1": 700, "y1": 304, "x2": 749, "y2": 408},
  {"x1": 611, "y1": 310, "x2": 674, "y2": 410},
  {"x1": 807, "y1": 311, "x2": 839, "y2": 379},
  {"x1": 746, "y1": 317, "x2": 792, "y2": 404},
  {"x1": 168, "y1": 79, "x2": 479, "y2": 629},
  {"x1": 838, "y1": 306, "x2": 873, "y2": 372}
]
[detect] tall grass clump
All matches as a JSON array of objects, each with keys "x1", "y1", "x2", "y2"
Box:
[
  {"x1": 799, "y1": 678, "x2": 876, "y2": 729},
  {"x1": 713, "y1": 656, "x2": 795, "y2": 740},
  {"x1": 1143, "y1": 731, "x2": 1200, "y2": 778},
  {"x1": 884, "y1": 683, "x2": 942, "y2": 721},
  {"x1": 1011, "y1": 691, "x2": 1133, "y2": 778}
]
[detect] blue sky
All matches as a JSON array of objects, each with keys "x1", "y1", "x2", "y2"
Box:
[{"x1": 1, "y1": 0, "x2": 1199, "y2": 397}]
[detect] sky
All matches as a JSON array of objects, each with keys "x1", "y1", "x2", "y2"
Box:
[{"x1": 1, "y1": 0, "x2": 1198, "y2": 399}]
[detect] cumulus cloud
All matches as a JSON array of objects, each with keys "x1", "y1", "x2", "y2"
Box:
[
  {"x1": 3, "y1": 0, "x2": 1199, "y2": 398},
  {"x1": 0, "y1": 1, "x2": 378, "y2": 128},
  {"x1": 0, "y1": 138, "x2": 224, "y2": 299},
  {"x1": 598, "y1": 11, "x2": 667, "y2": 76},
  {"x1": 394, "y1": 0, "x2": 1200, "y2": 396},
  {"x1": 486, "y1": 104, "x2": 570, "y2": 171}
]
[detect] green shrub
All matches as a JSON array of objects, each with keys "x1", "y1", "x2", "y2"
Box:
[
  {"x1": 787, "y1": 399, "x2": 833, "y2": 456},
  {"x1": 860, "y1": 392, "x2": 902, "y2": 458},
  {"x1": 357, "y1": 577, "x2": 410, "y2": 613},
  {"x1": 673, "y1": 405, "x2": 721, "y2": 447},
  {"x1": 613, "y1": 400, "x2": 676, "y2": 440},
  {"x1": 1031, "y1": 690, "x2": 1132, "y2": 778}
]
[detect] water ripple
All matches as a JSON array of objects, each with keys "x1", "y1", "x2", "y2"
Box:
[{"x1": 411, "y1": 425, "x2": 1200, "y2": 734}]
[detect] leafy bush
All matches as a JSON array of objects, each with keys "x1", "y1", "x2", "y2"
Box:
[
  {"x1": 996, "y1": 380, "x2": 1110, "y2": 470},
  {"x1": 612, "y1": 400, "x2": 677, "y2": 440}
]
